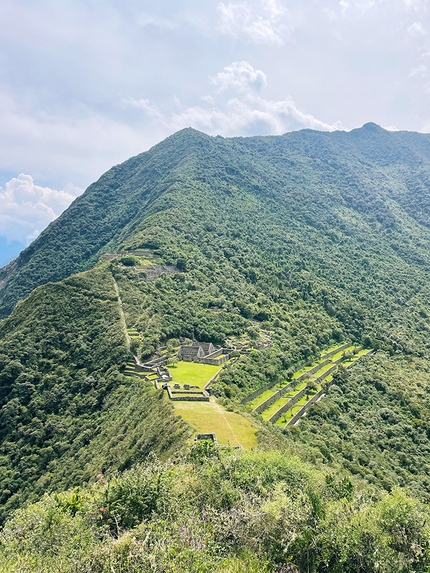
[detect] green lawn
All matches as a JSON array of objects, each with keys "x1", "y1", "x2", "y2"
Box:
[
  {"x1": 173, "y1": 399, "x2": 258, "y2": 449},
  {"x1": 261, "y1": 395, "x2": 293, "y2": 421},
  {"x1": 353, "y1": 348, "x2": 373, "y2": 359},
  {"x1": 169, "y1": 361, "x2": 222, "y2": 389},
  {"x1": 292, "y1": 356, "x2": 328, "y2": 379},
  {"x1": 311, "y1": 362, "x2": 336, "y2": 378},
  {"x1": 274, "y1": 391, "x2": 319, "y2": 426}
]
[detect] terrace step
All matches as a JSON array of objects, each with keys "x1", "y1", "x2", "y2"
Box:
[{"x1": 245, "y1": 344, "x2": 373, "y2": 424}]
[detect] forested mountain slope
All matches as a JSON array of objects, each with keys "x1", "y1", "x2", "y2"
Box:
[
  {"x1": 0, "y1": 265, "x2": 189, "y2": 521},
  {"x1": 1, "y1": 123, "x2": 430, "y2": 323},
  {"x1": 2, "y1": 125, "x2": 430, "y2": 571}
]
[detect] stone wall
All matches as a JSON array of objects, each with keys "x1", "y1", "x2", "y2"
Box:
[
  {"x1": 242, "y1": 358, "x2": 330, "y2": 406},
  {"x1": 268, "y1": 364, "x2": 337, "y2": 423},
  {"x1": 204, "y1": 367, "x2": 224, "y2": 389},
  {"x1": 242, "y1": 380, "x2": 279, "y2": 405},
  {"x1": 294, "y1": 359, "x2": 331, "y2": 382},
  {"x1": 194, "y1": 433, "x2": 218, "y2": 443},
  {"x1": 202, "y1": 353, "x2": 230, "y2": 366},
  {"x1": 254, "y1": 359, "x2": 331, "y2": 414},
  {"x1": 204, "y1": 348, "x2": 223, "y2": 359},
  {"x1": 144, "y1": 355, "x2": 168, "y2": 368},
  {"x1": 287, "y1": 388, "x2": 326, "y2": 426},
  {"x1": 254, "y1": 380, "x2": 295, "y2": 414},
  {"x1": 320, "y1": 342, "x2": 351, "y2": 360},
  {"x1": 275, "y1": 386, "x2": 308, "y2": 419},
  {"x1": 166, "y1": 387, "x2": 210, "y2": 402}
]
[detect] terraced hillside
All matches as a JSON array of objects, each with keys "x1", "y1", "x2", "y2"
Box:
[{"x1": 245, "y1": 344, "x2": 373, "y2": 426}]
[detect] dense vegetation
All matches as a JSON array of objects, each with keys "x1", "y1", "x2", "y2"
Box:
[
  {"x1": 1, "y1": 124, "x2": 430, "y2": 569},
  {"x1": 293, "y1": 352, "x2": 430, "y2": 501},
  {"x1": 2, "y1": 448, "x2": 430, "y2": 573},
  {"x1": 0, "y1": 265, "x2": 189, "y2": 521}
]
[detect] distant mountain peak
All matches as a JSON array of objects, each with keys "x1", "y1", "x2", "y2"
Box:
[{"x1": 361, "y1": 122, "x2": 384, "y2": 131}]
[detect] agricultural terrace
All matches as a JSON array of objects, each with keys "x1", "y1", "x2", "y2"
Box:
[
  {"x1": 261, "y1": 379, "x2": 310, "y2": 421},
  {"x1": 274, "y1": 389, "x2": 324, "y2": 425},
  {"x1": 246, "y1": 344, "x2": 373, "y2": 427},
  {"x1": 247, "y1": 354, "x2": 333, "y2": 411},
  {"x1": 173, "y1": 399, "x2": 257, "y2": 449},
  {"x1": 169, "y1": 361, "x2": 222, "y2": 389}
]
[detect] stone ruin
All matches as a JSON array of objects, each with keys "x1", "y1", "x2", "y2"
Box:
[{"x1": 177, "y1": 342, "x2": 230, "y2": 366}]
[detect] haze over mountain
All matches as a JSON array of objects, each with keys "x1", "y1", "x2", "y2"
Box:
[{"x1": 2, "y1": 125, "x2": 430, "y2": 571}]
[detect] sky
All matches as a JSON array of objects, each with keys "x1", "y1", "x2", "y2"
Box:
[{"x1": 0, "y1": 0, "x2": 429, "y2": 265}]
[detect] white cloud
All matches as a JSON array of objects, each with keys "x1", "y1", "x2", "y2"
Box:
[
  {"x1": 0, "y1": 87, "x2": 162, "y2": 188},
  {"x1": 168, "y1": 95, "x2": 340, "y2": 135},
  {"x1": 211, "y1": 61, "x2": 267, "y2": 92},
  {"x1": 410, "y1": 64, "x2": 427, "y2": 77},
  {"x1": 407, "y1": 21, "x2": 426, "y2": 35},
  {"x1": 217, "y1": 0, "x2": 289, "y2": 45},
  {"x1": 404, "y1": 0, "x2": 429, "y2": 12},
  {"x1": 339, "y1": 0, "x2": 375, "y2": 13},
  {"x1": 135, "y1": 13, "x2": 177, "y2": 30},
  {"x1": 0, "y1": 174, "x2": 83, "y2": 244},
  {"x1": 122, "y1": 97, "x2": 165, "y2": 120},
  {"x1": 201, "y1": 95, "x2": 216, "y2": 104},
  {"x1": 126, "y1": 61, "x2": 341, "y2": 136}
]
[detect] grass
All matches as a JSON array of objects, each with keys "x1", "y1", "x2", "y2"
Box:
[
  {"x1": 171, "y1": 392, "x2": 206, "y2": 398},
  {"x1": 246, "y1": 344, "x2": 373, "y2": 424},
  {"x1": 273, "y1": 349, "x2": 373, "y2": 427},
  {"x1": 292, "y1": 357, "x2": 327, "y2": 379},
  {"x1": 261, "y1": 395, "x2": 293, "y2": 421},
  {"x1": 247, "y1": 388, "x2": 277, "y2": 410},
  {"x1": 320, "y1": 343, "x2": 344, "y2": 357},
  {"x1": 261, "y1": 381, "x2": 305, "y2": 420},
  {"x1": 312, "y1": 362, "x2": 336, "y2": 378},
  {"x1": 246, "y1": 344, "x2": 352, "y2": 409},
  {"x1": 173, "y1": 399, "x2": 258, "y2": 449},
  {"x1": 353, "y1": 348, "x2": 373, "y2": 359},
  {"x1": 274, "y1": 390, "x2": 319, "y2": 426},
  {"x1": 169, "y1": 361, "x2": 222, "y2": 389},
  {"x1": 249, "y1": 360, "x2": 333, "y2": 414},
  {"x1": 330, "y1": 345, "x2": 356, "y2": 362}
]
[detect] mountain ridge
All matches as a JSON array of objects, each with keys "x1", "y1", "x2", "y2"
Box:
[
  {"x1": 2, "y1": 126, "x2": 430, "y2": 570},
  {"x1": 2, "y1": 124, "x2": 430, "y2": 318}
]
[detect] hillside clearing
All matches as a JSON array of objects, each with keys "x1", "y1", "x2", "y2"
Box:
[
  {"x1": 173, "y1": 398, "x2": 258, "y2": 449},
  {"x1": 169, "y1": 361, "x2": 222, "y2": 389}
]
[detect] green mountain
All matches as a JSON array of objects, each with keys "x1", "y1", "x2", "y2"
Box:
[{"x1": 2, "y1": 124, "x2": 430, "y2": 571}]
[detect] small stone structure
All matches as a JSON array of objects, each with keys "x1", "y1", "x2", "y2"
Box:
[
  {"x1": 167, "y1": 386, "x2": 210, "y2": 402},
  {"x1": 194, "y1": 433, "x2": 218, "y2": 444},
  {"x1": 138, "y1": 265, "x2": 179, "y2": 281},
  {"x1": 178, "y1": 342, "x2": 215, "y2": 361}
]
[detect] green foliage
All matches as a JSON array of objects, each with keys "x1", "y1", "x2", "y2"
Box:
[
  {"x1": 99, "y1": 457, "x2": 170, "y2": 533},
  {"x1": 293, "y1": 352, "x2": 430, "y2": 500},
  {"x1": 1, "y1": 450, "x2": 430, "y2": 572},
  {"x1": 2, "y1": 126, "x2": 430, "y2": 569},
  {"x1": 0, "y1": 265, "x2": 189, "y2": 522},
  {"x1": 120, "y1": 256, "x2": 139, "y2": 267}
]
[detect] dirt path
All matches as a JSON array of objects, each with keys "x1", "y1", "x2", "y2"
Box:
[
  {"x1": 210, "y1": 397, "x2": 242, "y2": 447},
  {"x1": 112, "y1": 275, "x2": 130, "y2": 351}
]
